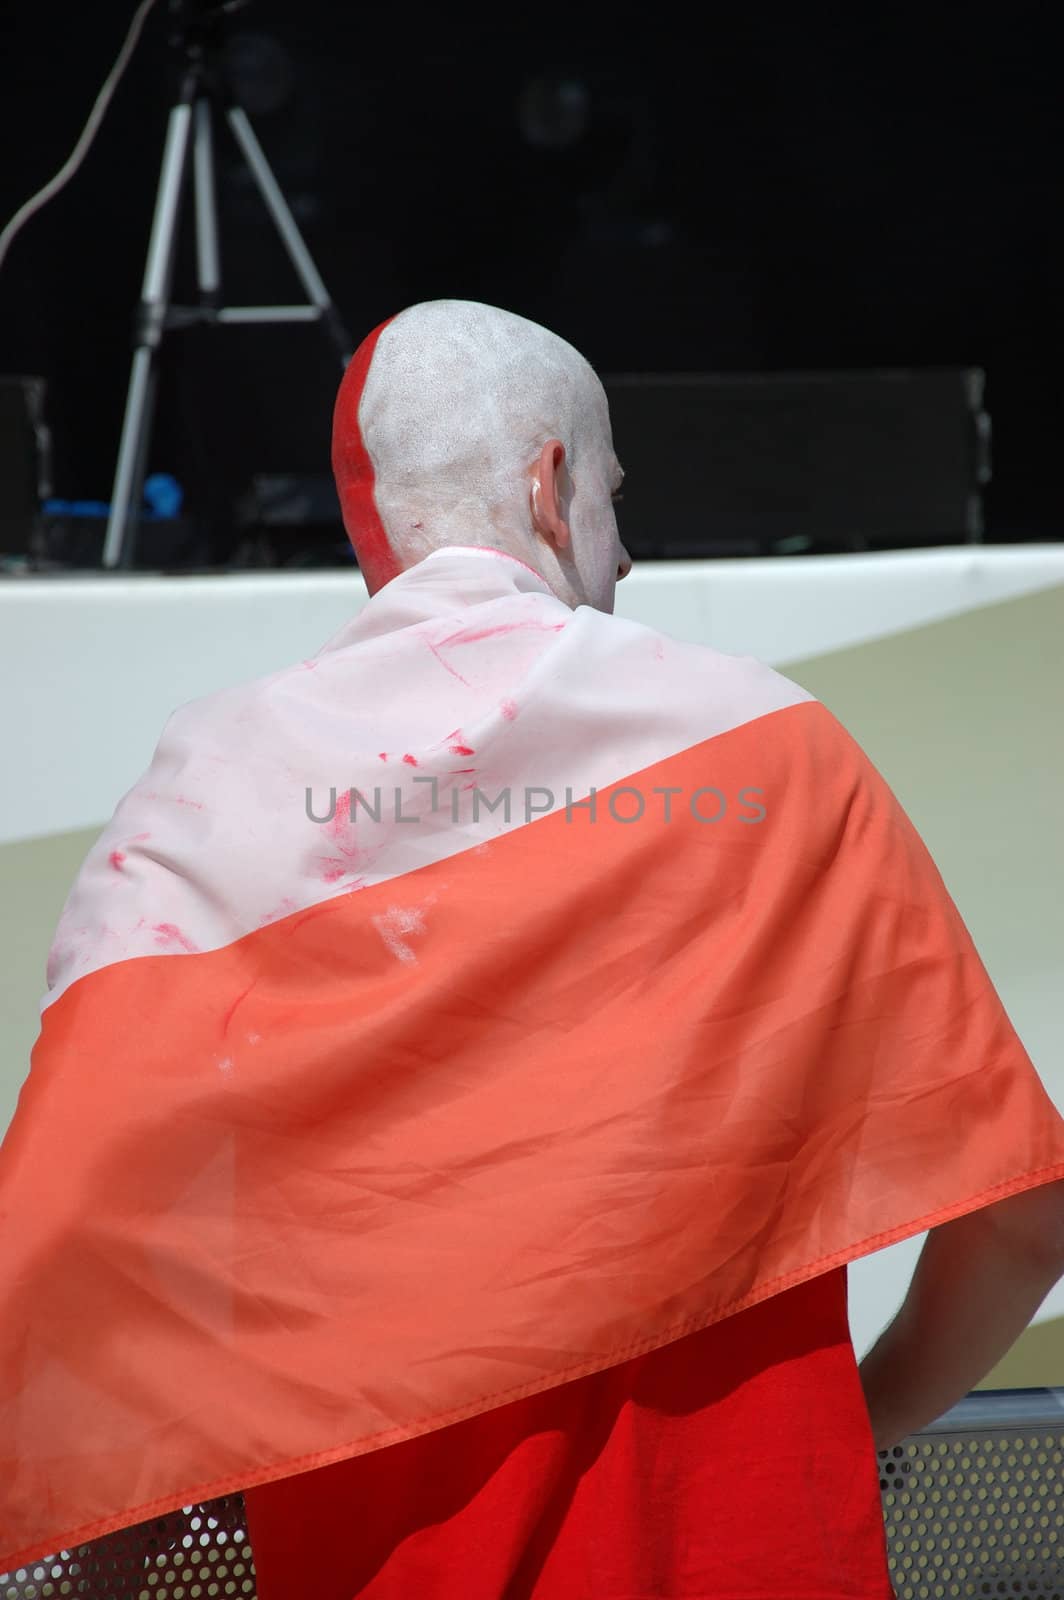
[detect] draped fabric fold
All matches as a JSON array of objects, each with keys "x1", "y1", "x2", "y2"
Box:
[{"x1": 3, "y1": 547, "x2": 1063, "y2": 1570}]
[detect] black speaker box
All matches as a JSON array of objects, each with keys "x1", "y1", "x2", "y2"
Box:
[
  {"x1": 602, "y1": 369, "x2": 991, "y2": 558},
  {"x1": 0, "y1": 375, "x2": 51, "y2": 556}
]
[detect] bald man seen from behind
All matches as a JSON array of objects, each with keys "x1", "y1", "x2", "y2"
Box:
[{"x1": 3, "y1": 301, "x2": 1064, "y2": 1600}]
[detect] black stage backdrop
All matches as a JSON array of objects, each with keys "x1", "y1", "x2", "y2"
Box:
[{"x1": 0, "y1": 4, "x2": 1061, "y2": 546}]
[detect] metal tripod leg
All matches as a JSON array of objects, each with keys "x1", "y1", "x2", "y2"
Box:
[
  {"x1": 102, "y1": 98, "x2": 194, "y2": 570},
  {"x1": 193, "y1": 98, "x2": 222, "y2": 303},
  {"x1": 225, "y1": 105, "x2": 353, "y2": 362}
]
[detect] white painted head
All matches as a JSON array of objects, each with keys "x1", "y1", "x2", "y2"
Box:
[{"x1": 332, "y1": 299, "x2": 632, "y2": 610}]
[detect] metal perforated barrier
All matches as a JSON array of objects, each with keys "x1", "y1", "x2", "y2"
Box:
[
  {"x1": 879, "y1": 1389, "x2": 1064, "y2": 1598},
  {"x1": 0, "y1": 1499, "x2": 254, "y2": 1599},
  {"x1": 4, "y1": 1388, "x2": 1062, "y2": 1597}
]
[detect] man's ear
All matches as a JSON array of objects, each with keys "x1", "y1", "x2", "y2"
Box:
[{"x1": 530, "y1": 439, "x2": 571, "y2": 551}]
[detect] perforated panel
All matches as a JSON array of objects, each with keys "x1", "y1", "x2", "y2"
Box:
[
  {"x1": 0, "y1": 1499, "x2": 255, "y2": 1599},
  {"x1": 877, "y1": 1388, "x2": 1064, "y2": 1598}
]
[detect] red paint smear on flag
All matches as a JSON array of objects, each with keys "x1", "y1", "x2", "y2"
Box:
[
  {"x1": 151, "y1": 923, "x2": 200, "y2": 954},
  {"x1": 440, "y1": 620, "x2": 565, "y2": 646},
  {"x1": 425, "y1": 637, "x2": 471, "y2": 686},
  {"x1": 325, "y1": 790, "x2": 352, "y2": 840}
]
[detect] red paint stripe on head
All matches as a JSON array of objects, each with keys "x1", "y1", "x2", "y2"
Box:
[{"x1": 332, "y1": 316, "x2": 401, "y2": 594}]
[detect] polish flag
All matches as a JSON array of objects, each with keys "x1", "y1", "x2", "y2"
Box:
[{"x1": 3, "y1": 546, "x2": 1063, "y2": 1570}]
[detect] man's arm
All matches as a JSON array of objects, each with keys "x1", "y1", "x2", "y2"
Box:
[{"x1": 858, "y1": 1177, "x2": 1064, "y2": 1451}]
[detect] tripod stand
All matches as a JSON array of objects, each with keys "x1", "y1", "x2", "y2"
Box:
[{"x1": 102, "y1": 1, "x2": 353, "y2": 569}]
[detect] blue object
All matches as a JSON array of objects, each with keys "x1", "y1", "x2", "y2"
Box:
[
  {"x1": 44, "y1": 474, "x2": 184, "y2": 521},
  {"x1": 143, "y1": 473, "x2": 184, "y2": 518}
]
